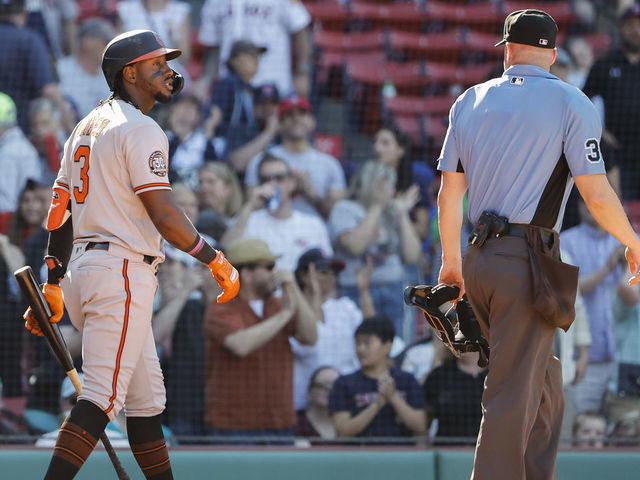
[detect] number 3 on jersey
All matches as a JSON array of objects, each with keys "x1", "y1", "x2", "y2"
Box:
[{"x1": 73, "y1": 145, "x2": 90, "y2": 203}]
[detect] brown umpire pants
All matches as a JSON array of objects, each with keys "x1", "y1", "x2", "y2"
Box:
[{"x1": 463, "y1": 235, "x2": 564, "y2": 480}]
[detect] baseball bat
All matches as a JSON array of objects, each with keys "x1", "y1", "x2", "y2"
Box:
[{"x1": 14, "y1": 266, "x2": 131, "y2": 480}]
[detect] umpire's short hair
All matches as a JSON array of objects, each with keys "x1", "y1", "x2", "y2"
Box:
[{"x1": 355, "y1": 316, "x2": 395, "y2": 343}]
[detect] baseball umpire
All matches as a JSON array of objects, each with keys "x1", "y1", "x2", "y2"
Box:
[
  {"x1": 23, "y1": 30, "x2": 240, "y2": 479},
  {"x1": 437, "y1": 10, "x2": 640, "y2": 480}
]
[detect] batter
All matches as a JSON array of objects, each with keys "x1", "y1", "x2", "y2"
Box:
[{"x1": 24, "y1": 30, "x2": 240, "y2": 479}]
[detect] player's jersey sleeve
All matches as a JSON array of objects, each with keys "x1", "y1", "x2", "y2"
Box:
[
  {"x1": 281, "y1": 0, "x2": 311, "y2": 33},
  {"x1": 563, "y1": 91, "x2": 606, "y2": 178},
  {"x1": 54, "y1": 136, "x2": 73, "y2": 193},
  {"x1": 122, "y1": 124, "x2": 172, "y2": 194},
  {"x1": 437, "y1": 98, "x2": 462, "y2": 173}
]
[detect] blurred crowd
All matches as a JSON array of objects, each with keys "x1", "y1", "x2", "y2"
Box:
[{"x1": 0, "y1": 0, "x2": 639, "y2": 448}]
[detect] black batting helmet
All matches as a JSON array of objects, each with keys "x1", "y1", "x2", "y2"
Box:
[{"x1": 102, "y1": 29, "x2": 182, "y2": 92}]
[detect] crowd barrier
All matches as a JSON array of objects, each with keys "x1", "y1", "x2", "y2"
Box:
[{"x1": 1, "y1": 447, "x2": 639, "y2": 479}]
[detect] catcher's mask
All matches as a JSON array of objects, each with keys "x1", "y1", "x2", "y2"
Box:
[
  {"x1": 404, "y1": 284, "x2": 490, "y2": 367},
  {"x1": 101, "y1": 29, "x2": 184, "y2": 96}
]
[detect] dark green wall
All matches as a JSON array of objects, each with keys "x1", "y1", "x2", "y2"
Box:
[{"x1": 2, "y1": 448, "x2": 639, "y2": 479}]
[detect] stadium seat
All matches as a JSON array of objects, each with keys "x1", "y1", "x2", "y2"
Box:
[
  {"x1": 313, "y1": 133, "x2": 344, "y2": 160},
  {"x1": 387, "y1": 30, "x2": 465, "y2": 62},
  {"x1": 383, "y1": 94, "x2": 455, "y2": 117},
  {"x1": 314, "y1": 29, "x2": 386, "y2": 52},
  {"x1": 350, "y1": 1, "x2": 427, "y2": 31},
  {"x1": 504, "y1": 1, "x2": 574, "y2": 25},
  {"x1": 304, "y1": 1, "x2": 349, "y2": 31},
  {"x1": 345, "y1": 59, "x2": 424, "y2": 89},
  {"x1": 463, "y1": 29, "x2": 504, "y2": 57},
  {"x1": 314, "y1": 30, "x2": 386, "y2": 96},
  {"x1": 393, "y1": 115, "x2": 448, "y2": 148},
  {"x1": 425, "y1": 1, "x2": 504, "y2": 31},
  {"x1": 423, "y1": 61, "x2": 496, "y2": 86}
]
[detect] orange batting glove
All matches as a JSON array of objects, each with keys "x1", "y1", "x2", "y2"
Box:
[
  {"x1": 208, "y1": 250, "x2": 240, "y2": 303},
  {"x1": 24, "y1": 283, "x2": 64, "y2": 336}
]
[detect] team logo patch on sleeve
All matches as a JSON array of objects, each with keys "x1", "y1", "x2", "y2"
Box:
[{"x1": 148, "y1": 151, "x2": 168, "y2": 176}]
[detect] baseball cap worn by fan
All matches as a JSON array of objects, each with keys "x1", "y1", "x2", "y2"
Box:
[
  {"x1": 0, "y1": 92, "x2": 17, "y2": 126},
  {"x1": 620, "y1": 2, "x2": 640, "y2": 22},
  {"x1": 254, "y1": 83, "x2": 280, "y2": 105},
  {"x1": 295, "y1": 248, "x2": 345, "y2": 275},
  {"x1": 278, "y1": 96, "x2": 312, "y2": 118},
  {"x1": 495, "y1": 9, "x2": 558, "y2": 49},
  {"x1": 224, "y1": 238, "x2": 281, "y2": 267},
  {"x1": 228, "y1": 40, "x2": 267, "y2": 59}
]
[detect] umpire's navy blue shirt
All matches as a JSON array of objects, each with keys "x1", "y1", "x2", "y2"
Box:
[{"x1": 438, "y1": 64, "x2": 606, "y2": 233}]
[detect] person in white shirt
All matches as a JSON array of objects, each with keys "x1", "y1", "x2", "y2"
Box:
[
  {"x1": 244, "y1": 97, "x2": 347, "y2": 218},
  {"x1": 56, "y1": 18, "x2": 114, "y2": 118},
  {"x1": 290, "y1": 248, "x2": 364, "y2": 411},
  {"x1": 221, "y1": 153, "x2": 333, "y2": 271},
  {"x1": 116, "y1": 0, "x2": 192, "y2": 84},
  {"x1": 196, "y1": 0, "x2": 312, "y2": 99},
  {"x1": 0, "y1": 92, "x2": 41, "y2": 214}
]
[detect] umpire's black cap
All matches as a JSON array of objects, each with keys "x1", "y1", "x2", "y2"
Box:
[{"x1": 495, "y1": 9, "x2": 558, "y2": 49}]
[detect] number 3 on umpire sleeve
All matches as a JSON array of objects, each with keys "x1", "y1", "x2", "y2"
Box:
[
  {"x1": 584, "y1": 138, "x2": 602, "y2": 163},
  {"x1": 73, "y1": 145, "x2": 90, "y2": 203}
]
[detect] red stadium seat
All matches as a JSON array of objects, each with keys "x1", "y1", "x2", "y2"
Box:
[
  {"x1": 346, "y1": 59, "x2": 424, "y2": 88},
  {"x1": 464, "y1": 29, "x2": 504, "y2": 56},
  {"x1": 504, "y1": 2, "x2": 574, "y2": 25},
  {"x1": 394, "y1": 115, "x2": 448, "y2": 147},
  {"x1": 423, "y1": 61, "x2": 496, "y2": 86},
  {"x1": 314, "y1": 30, "x2": 386, "y2": 95},
  {"x1": 318, "y1": 50, "x2": 386, "y2": 70},
  {"x1": 387, "y1": 29, "x2": 465, "y2": 62},
  {"x1": 350, "y1": 1, "x2": 426, "y2": 30},
  {"x1": 426, "y1": 1, "x2": 503, "y2": 31},
  {"x1": 304, "y1": 1, "x2": 349, "y2": 31},
  {"x1": 383, "y1": 94, "x2": 455, "y2": 117},
  {"x1": 313, "y1": 133, "x2": 344, "y2": 160},
  {"x1": 314, "y1": 29, "x2": 386, "y2": 52}
]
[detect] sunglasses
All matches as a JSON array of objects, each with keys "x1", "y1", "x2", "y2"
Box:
[{"x1": 259, "y1": 172, "x2": 289, "y2": 184}]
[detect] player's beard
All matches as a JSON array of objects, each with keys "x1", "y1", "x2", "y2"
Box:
[{"x1": 154, "y1": 91, "x2": 172, "y2": 104}]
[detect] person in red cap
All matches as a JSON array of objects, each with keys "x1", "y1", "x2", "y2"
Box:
[{"x1": 244, "y1": 96, "x2": 347, "y2": 219}]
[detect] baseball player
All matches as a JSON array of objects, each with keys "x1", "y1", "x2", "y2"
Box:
[
  {"x1": 437, "y1": 10, "x2": 640, "y2": 480},
  {"x1": 23, "y1": 30, "x2": 240, "y2": 480}
]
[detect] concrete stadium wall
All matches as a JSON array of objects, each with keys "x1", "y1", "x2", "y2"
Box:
[{"x1": 1, "y1": 448, "x2": 639, "y2": 479}]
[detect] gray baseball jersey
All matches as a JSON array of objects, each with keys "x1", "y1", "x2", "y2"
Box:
[
  {"x1": 55, "y1": 99, "x2": 171, "y2": 259},
  {"x1": 438, "y1": 64, "x2": 606, "y2": 232}
]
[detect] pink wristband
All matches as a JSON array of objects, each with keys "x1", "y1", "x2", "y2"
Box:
[{"x1": 187, "y1": 236, "x2": 205, "y2": 256}]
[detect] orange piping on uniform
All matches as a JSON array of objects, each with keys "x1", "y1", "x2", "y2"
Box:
[
  {"x1": 133, "y1": 183, "x2": 170, "y2": 192},
  {"x1": 105, "y1": 259, "x2": 131, "y2": 415}
]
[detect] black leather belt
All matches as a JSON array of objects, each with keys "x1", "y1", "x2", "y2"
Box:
[
  {"x1": 85, "y1": 241, "x2": 155, "y2": 265},
  {"x1": 502, "y1": 224, "x2": 554, "y2": 245}
]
